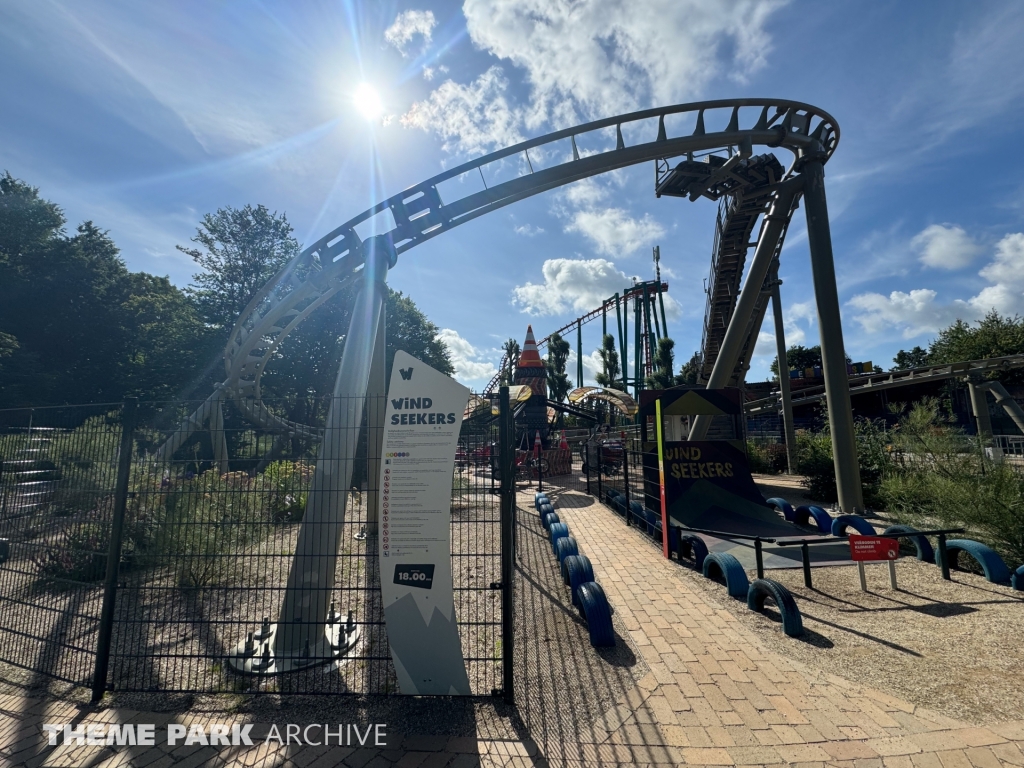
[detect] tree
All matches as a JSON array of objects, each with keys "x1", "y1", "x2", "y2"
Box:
[
  {"x1": 677, "y1": 351, "x2": 701, "y2": 386},
  {"x1": 179, "y1": 204, "x2": 300, "y2": 330},
  {"x1": 545, "y1": 332, "x2": 571, "y2": 404},
  {"x1": 892, "y1": 346, "x2": 929, "y2": 371},
  {"x1": 646, "y1": 337, "x2": 676, "y2": 389},
  {"x1": 926, "y1": 311, "x2": 1024, "y2": 384},
  {"x1": 501, "y1": 338, "x2": 520, "y2": 384},
  {"x1": 595, "y1": 334, "x2": 621, "y2": 390}
]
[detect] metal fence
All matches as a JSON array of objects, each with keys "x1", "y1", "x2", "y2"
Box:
[{"x1": 0, "y1": 393, "x2": 514, "y2": 699}]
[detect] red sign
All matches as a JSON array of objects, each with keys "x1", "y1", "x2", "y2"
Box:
[{"x1": 849, "y1": 535, "x2": 899, "y2": 562}]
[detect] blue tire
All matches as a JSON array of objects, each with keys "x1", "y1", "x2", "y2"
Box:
[
  {"x1": 831, "y1": 514, "x2": 876, "y2": 538},
  {"x1": 945, "y1": 539, "x2": 1012, "y2": 584},
  {"x1": 534, "y1": 493, "x2": 550, "y2": 511},
  {"x1": 603, "y1": 488, "x2": 621, "y2": 506},
  {"x1": 1012, "y1": 565, "x2": 1024, "y2": 591},
  {"x1": 555, "y1": 536, "x2": 579, "y2": 564},
  {"x1": 565, "y1": 555, "x2": 595, "y2": 606},
  {"x1": 549, "y1": 523, "x2": 570, "y2": 553},
  {"x1": 702, "y1": 552, "x2": 750, "y2": 598},
  {"x1": 747, "y1": 578, "x2": 803, "y2": 637},
  {"x1": 766, "y1": 497, "x2": 796, "y2": 522},
  {"x1": 576, "y1": 582, "x2": 615, "y2": 647},
  {"x1": 676, "y1": 534, "x2": 709, "y2": 570},
  {"x1": 883, "y1": 525, "x2": 935, "y2": 563},
  {"x1": 538, "y1": 501, "x2": 554, "y2": 520},
  {"x1": 542, "y1": 512, "x2": 560, "y2": 531},
  {"x1": 611, "y1": 495, "x2": 626, "y2": 516},
  {"x1": 794, "y1": 505, "x2": 832, "y2": 533}
]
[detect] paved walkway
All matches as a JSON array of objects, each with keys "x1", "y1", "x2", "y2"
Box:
[{"x1": 2, "y1": 484, "x2": 1023, "y2": 767}]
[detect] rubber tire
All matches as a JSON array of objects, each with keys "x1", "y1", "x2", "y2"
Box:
[
  {"x1": 1012, "y1": 565, "x2": 1024, "y2": 591},
  {"x1": 542, "y1": 512, "x2": 560, "y2": 531},
  {"x1": 534, "y1": 493, "x2": 550, "y2": 511},
  {"x1": 538, "y1": 502, "x2": 554, "y2": 520},
  {"x1": 555, "y1": 536, "x2": 579, "y2": 564},
  {"x1": 883, "y1": 524, "x2": 935, "y2": 563},
  {"x1": 676, "y1": 534, "x2": 709, "y2": 570},
  {"x1": 702, "y1": 552, "x2": 750, "y2": 598},
  {"x1": 766, "y1": 497, "x2": 796, "y2": 522},
  {"x1": 611, "y1": 496, "x2": 626, "y2": 517},
  {"x1": 560, "y1": 553, "x2": 587, "y2": 585},
  {"x1": 643, "y1": 509, "x2": 660, "y2": 538},
  {"x1": 747, "y1": 578, "x2": 804, "y2": 637},
  {"x1": 576, "y1": 581, "x2": 615, "y2": 647},
  {"x1": 945, "y1": 539, "x2": 1012, "y2": 584},
  {"x1": 549, "y1": 523, "x2": 570, "y2": 553},
  {"x1": 831, "y1": 514, "x2": 876, "y2": 538},
  {"x1": 565, "y1": 555, "x2": 595, "y2": 606},
  {"x1": 794, "y1": 505, "x2": 832, "y2": 533}
]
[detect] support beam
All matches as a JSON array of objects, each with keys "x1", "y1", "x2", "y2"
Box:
[
  {"x1": 770, "y1": 264, "x2": 797, "y2": 474},
  {"x1": 801, "y1": 154, "x2": 864, "y2": 514},
  {"x1": 979, "y1": 381, "x2": 1024, "y2": 435},
  {"x1": 576, "y1": 322, "x2": 583, "y2": 388},
  {"x1": 210, "y1": 390, "x2": 230, "y2": 475},
  {"x1": 274, "y1": 236, "x2": 391, "y2": 658},
  {"x1": 365, "y1": 314, "x2": 387, "y2": 536},
  {"x1": 968, "y1": 380, "x2": 993, "y2": 440},
  {"x1": 689, "y1": 181, "x2": 800, "y2": 441}
]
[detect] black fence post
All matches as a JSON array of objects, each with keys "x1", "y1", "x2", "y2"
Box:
[
  {"x1": 937, "y1": 533, "x2": 950, "y2": 580},
  {"x1": 584, "y1": 448, "x2": 590, "y2": 494},
  {"x1": 498, "y1": 386, "x2": 514, "y2": 704},
  {"x1": 623, "y1": 450, "x2": 631, "y2": 527},
  {"x1": 801, "y1": 542, "x2": 812, "y2": 589},
  {"x1": 92, "y1": 397, "x2": 137, "y2": 702},
  {"x1": 755, "y1": 539, "x2": 764, "y2": 580}
]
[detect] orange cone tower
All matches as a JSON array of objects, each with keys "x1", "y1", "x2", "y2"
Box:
[{"x1": 514, "y1": 325, "x2": 549, "y2": 443}]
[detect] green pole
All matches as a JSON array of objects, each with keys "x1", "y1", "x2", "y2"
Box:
[
  {"x1": 576, "y1": 322, "x2": 583, "y2": 387},
  {"x1": 642, "y1": 285, "x2": 655, "y2": 380},
  {"x1": 615, "y1": 293, "x2": 625, "y2": 391},
  {"x1": 658, "y1": 283, "x2": 669, "y2": 342},
  {"x1": 634, "y1": 294, "x2": 642, "y2": 398}
]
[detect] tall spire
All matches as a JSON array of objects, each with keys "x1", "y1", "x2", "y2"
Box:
[{"x1": 517, "y1": 325, "x2": 544, "y2": 369}]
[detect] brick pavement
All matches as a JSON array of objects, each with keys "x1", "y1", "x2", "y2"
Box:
[{"x1": 1, "y1": 483, "x2": 1023, "y2": 767}]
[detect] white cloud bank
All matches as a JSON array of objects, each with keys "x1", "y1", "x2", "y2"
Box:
[
  {"x1": 436, "y1": 328, "x2": 498, "y2": 384},
  {"x1": 849, "y1": 232, "x2": 1024, "y2": 338},
  {"x1": 384, "y1": 10, "x2": 437, "y2": 56},
  {"x1": 912, "y1": 224, "x2": 982, "y2": 270}
]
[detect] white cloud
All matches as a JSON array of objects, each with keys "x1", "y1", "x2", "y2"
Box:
[
  {"x1": 384, "y1": 10, "x2": 437, "y2": 56},
  {"x1": 514, "y1": 223, "x2": 545, "y2": 237},
  {"x1": 401, "y1": 66, "x2": 524, "y2": 156},
  {"x1": 848, "y1": 231, "x2": 1024, "y2": 339},
  {"x1": 564, "y1": 208, "x2": 665, "y2": 257},
  {"x1": 436, "y1": 329, "x2": 498, "y2": 384},
  {"x1": 512, "y1": 258, "x2": 630, "y2": 316},
  {"x1": 461, "y1": 0, "x2": 785, "y2": 131},
  {"x1": 979, "y1": 232, "x2": 1024, "y2": 289},
  {"x1": 912, "y1": 224, "x2": 982, "y2": 270}
]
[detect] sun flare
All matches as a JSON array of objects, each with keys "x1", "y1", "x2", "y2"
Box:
[{"x1": 353, "y1": 83, "x2": 384, "y2": 121}]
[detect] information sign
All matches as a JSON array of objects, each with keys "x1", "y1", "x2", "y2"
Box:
[
  {"x1": 378, "y1": 351, "x2": 471, "y2": 695},
  {"x1": 849, "y1": 535, "x2": 899, "y2": 562}
]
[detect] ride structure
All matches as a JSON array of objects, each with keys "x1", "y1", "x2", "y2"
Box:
[{"x1": 156, "y1": 98, "x2": 864, "y2": 672}]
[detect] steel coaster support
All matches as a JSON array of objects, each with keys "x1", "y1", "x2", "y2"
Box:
[
  {"x1": 634, "y1": 297, "x2": 642, "y2": 399},
  {"x1": 365, "y1": 312, "x2": 387, "y2": 536},
  {"x1": 618, "y1": 295, "x2": 628, "y2": 391},
  {"x1": 978, "y1": 380, "x2": 1024, "y2": 435},
  {"x1": 576, "y1": 322, "x2": 583, "y2": 388},
  {"x1": 800, "y1": 152, "x2": 864, "y2": 514},
  {"x1": 210, "y1": 388, "x2": 230, "y2": 475},
  {"x1": 229, "y1": 236, "x2": 393, "y2": 675},
  {"x1": 968, "y1": 378, "x2": 994, "y2": 444},
  {"x1": 690, "y1": 180, "x2": 801, "y2": 440},
  {"x1": 769, "y1": 262, "x2": 798, "y2": 474}
]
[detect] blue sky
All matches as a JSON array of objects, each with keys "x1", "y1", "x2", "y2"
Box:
[{"x1": 3, "y1": 0, "x2": 1024, "y2": 388}]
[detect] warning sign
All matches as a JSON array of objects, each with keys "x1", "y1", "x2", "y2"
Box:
[{"x1": 849, "y1": 535, "x2": 899, "y2": 562}]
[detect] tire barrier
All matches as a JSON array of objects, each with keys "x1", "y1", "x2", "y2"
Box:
[
  {"x1": 564, "y1": 554, "x2": 595, "y2": 606},
  {"x1": 831, "y1": 514, "x2": 876, "y2": 538},
  {"x1": 555, "y1": 535, "x2": 579, "y2": 564},
  {"x1": 534, "y1": 493, "x2": 550, "y2": 511},
  {"x1": 576, "y1": 581, "x2": 616, "y2": 647},
  {"x1": 882, "y1": 524, "x2": 935, "y2": 563},
  {"x1": 611, "y1": 495, "x2": 627, "y2": 517},
  {"x1": 747, "y1": 578, "x2": 804, "y2": 637},
  {"x1": 945, "y1": 539, "x2": 1012, "y2": 584},
  {"x1": 628, "y1": 500, "x2": 644, "y2": 524},
  {"x1": 794, "y1": 505, "x2": 832, "y2": 533},
  {"x1": 702, "y1": 552, "x2": 750, "y2": 598},
  {"x1": 549, "y1": 522, "x2": 570, "y2": 553},
  {"x1": 643, "y1": 508, "x2": 662, "y2": 540},
  {"x1": 1012, "y1": 565, "x2": 1024, "y2": 591},
  {"x1": 542, "y1": 512, "x2": 560, "y2": 531},
  {"x1": 766, "y1": 497, "x2": 796, "y2": 522},
  {"x1": 676, "y1": 534, "x2": 709, "y2": 570},
  {"x1": 538, "y1": 501, "x2": 554, "y2": 520}
]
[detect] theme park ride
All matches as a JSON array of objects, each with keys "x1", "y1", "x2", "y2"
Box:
[{"x1": 157, "y1": 98, "x2": 862, "y2": 671}]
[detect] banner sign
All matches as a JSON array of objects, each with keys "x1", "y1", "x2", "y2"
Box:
[
  {"x1": 378, "y1": 350, "x2": 471, "y2": 695},
  {"x1": 849, "y1": 535, "x2": 899, "y2": 562}
]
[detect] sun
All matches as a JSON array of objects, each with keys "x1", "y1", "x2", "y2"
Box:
[{"x1": 353, "y1": 83, "x2": 384, "y2": 121}]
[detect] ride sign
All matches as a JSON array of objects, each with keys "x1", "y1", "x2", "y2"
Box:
[
  {"x1": 848, "y1": 535, "x2": 899, "y2": 562},
  {"x1": 378, "y1": 350, "x2": 471, "y2": 695}
]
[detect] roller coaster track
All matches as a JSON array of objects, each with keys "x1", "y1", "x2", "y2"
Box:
[
  {"x1": 744, "y1": 354, "x2": 1024, "y2": 416},
  {"x1": 157, "y1": 99, "x2": 839, "y2": 458}
]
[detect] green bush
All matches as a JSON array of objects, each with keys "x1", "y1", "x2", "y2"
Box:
[
  {"x1": 746, "y1": 441, "x2": 786, "y2": 474},
  {"x1": 794, "y1": 415, "x2": 890, "y2": 509},
  {"x1": 31, "y1": 524, "x2": 109, "y2": 584}
]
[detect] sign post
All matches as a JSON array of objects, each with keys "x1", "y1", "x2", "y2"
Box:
[
  {"x1": 848, "y1": 535, "x2": 899, "y2": 591},
  {"x1": 378, "y1": 350, "x2": 472, "y2": 695}
]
